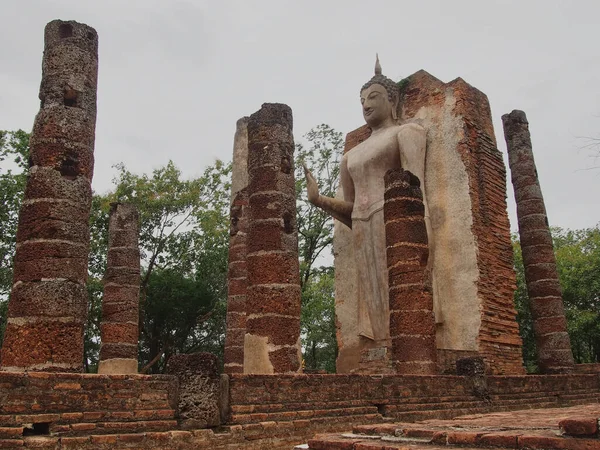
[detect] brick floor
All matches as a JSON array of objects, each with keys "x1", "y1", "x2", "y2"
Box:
[{"x1": 305, "y1": 403, "x2": 600, "y2": 449}]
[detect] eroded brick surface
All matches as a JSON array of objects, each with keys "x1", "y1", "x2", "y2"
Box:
[
  {"x1": 309, "y1": 403, "x2": 600, "y2": 449},
  {"x1": 503, "y1": 110, "x2": 575, "y2": 374},
  {"x1": 243, "y1": 104, "x2": 301, "y2": 373},
  {"x1": 0, "y1": 20, "x2": 98, "y2": 372},
  {"x1": 384, "y1": 169, "x2": 436, "y2": 375},
  {"x1": 98, "y1": 203, "x2": 140, "y2": 374}
]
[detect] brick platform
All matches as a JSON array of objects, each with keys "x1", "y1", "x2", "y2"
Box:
[
  {"x1": 307, "y1": 403, "x2": 600, "y2": 449},
  {"x1": 0, "y1": 372, "x2": 598, "y2": 448}
]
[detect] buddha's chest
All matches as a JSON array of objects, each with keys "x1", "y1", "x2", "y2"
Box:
[{"x1": 346, "y1": 130, "x2": 401, "y2": 183}]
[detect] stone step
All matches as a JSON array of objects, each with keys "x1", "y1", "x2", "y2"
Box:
[
  {"x1": 0, "y1": 409, "x2": 176, "y2": 428},
  {"x1": 230, "y1": 389, "x2": 600, "y2": 417},
  {"x1": 387, "y1": 391, "x2": 600, "y2": 413},
  {"x1": 230, "y1": 400, "x2": 383, "y2": 414},
  {"x1": 385, "y1": 399, "x2": 586, "y2": 422},
  {"x1": 230, "y1": 406, "x2": 381, "y2": 425},
  {"x1": 489, "y1": 388, "x2": 600, "y2": 400},
  {"x1": 385, "y1": 396, "x2": 600, "y2": 423},
  {"x1": 50, "y1": 419, "x2": 178, "y2": 436}
]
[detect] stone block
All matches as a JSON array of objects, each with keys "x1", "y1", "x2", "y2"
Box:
[
  {"x1": 100, "y1": 322, "x2": 138, "y2": 343},
  {"x1": 246, "y1": 316, "x2": 301, "y2": 346},
  {"x1": 558, "y1": 417, "x2": 598, "y2": 436},
  {"x1": 1, "y1": 320, "x2": 84, "y2": 371},
  {"x1": 246, "y1": 252, "x2": 300, "y2": 285},
  {"x1": 166, "y1": 353, "x2": 221, "y2": 428},
  {"x1": 7, "y1": 281, "x2": 86, "y2": 319},
  {"x1": 99, "y1": 343, "x2": 137, "y2": 360},
  {"x1": 268, "y1": 346, "x2": 301, "y2": 373},
  {"x1": 245, "y1": 285, "x2": 302, "y2": 316},
  {"x1": 106, "y1": 247, "x2": 140, "y2": 268}
]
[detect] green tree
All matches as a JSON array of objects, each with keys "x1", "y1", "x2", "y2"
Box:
[
  {"x1": 0, "y1": 130, "x2": 29, "y2": 298},
  {"x1": 300, "y1": 267, "x2": 337, "y2": 372},
  {"x1": 295, "y1": 124, "x2": 343, "y2": 372},
  {"x1": 553, "y1": 227, "x2": 600, "y2": 363},
  {"x1": 511, "y1": 237, "x2": 537, "y2": 372},
  {"x1": 513, "y1": 226, "x2": 600, "y2": 371},
  {"x1": 0, "y1": 130, "x2": 29, "y2": 343},
  {"x1": 87, "y1": 160, "x2": 231, "y2": 372}
]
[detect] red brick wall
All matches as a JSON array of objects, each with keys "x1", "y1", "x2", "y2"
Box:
[
  {"x1": 227, "y1": 373, "x2": 599, "y2": 424},
  {"x1": 447, "y1": 78, "x2": 524, "y2": 374},
  {"x1": 0, "y1": 372, "x2": 597, "y2": 449}
]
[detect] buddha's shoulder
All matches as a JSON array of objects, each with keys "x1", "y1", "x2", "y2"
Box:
[{"x1": 393, "y1": 121, "x2": 426, "y2": 134}]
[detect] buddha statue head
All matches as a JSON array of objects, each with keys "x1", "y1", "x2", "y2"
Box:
[{"x1": 360, "y1": 55, "x2": 400, "y2": 127}]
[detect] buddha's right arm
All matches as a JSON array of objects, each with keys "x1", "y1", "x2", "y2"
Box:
[
  {"x1": 311, "y1": 195, "x2": 353, "y2": 229},
  {"x1": 304, "y1": 162, "x2": 354, "y2": 228}
]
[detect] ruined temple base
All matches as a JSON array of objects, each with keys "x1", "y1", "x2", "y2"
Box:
[
  {"x1": 0, "y1": 371, "x2": 598, "y2": 448},
  {"x1": 308, "y1": 403, "x2": 600, "y2": 449}
]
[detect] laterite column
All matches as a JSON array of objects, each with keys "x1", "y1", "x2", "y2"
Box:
[
  {"x1": 384, "y1": 169, "x2": 437, "y2": 374},
  {"x1": 224, "y1": 188, "x2": 249, "y2": 374},
  {"x1": 243, "y1": 103, "x2": 302, "y2": 374},
  {"x1": 1, "y1": 20, "x2": 98, "y2": 372},
  {"x1": 502, "y1": 110, "x2": 574, "y2": 373},
  {"x1": 224, "y1": 117, "x2": 250, "y2": 374},
  {"x1": 98, "y1": 203, "x2": 140, "y2": 374}
]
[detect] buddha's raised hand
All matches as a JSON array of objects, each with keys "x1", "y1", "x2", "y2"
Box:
[{"x1": 303, "y1": 164, "x2": 320, "y2": 205}]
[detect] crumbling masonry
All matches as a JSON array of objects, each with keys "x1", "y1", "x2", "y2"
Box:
[
  {"x1": 243, "y1": 103, "x2": 302, "y2": 374},
  {"x1": 384, "y1": 169, "x2": 436, "y2": 375},
  {"x1": 502, "y1": 109, "x2": 575, "y2": 374},
  {"x1": 98, "y1": 202, "x2": 141, "y2": 374},
  {"x1": 1, "y1": 20, "x2": 98, "y2": 372}
]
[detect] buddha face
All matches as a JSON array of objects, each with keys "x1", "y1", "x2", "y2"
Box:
[{"x1": 360, "y1": 83, "x2": 393, "y2": 127}]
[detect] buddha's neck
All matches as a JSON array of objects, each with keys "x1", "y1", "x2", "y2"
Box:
[{"x1": 369, "y1": 117, "x2": 396, "y2": 134}]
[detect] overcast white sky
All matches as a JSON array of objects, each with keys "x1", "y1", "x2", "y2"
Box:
[{"x1": 1, "y1": 0, "x2": 598, "y2": 231}]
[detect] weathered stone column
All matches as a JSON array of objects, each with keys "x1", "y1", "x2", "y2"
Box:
[
  {"x1": 98, "y1": 203, "x2": 140, "y2": 374},
  {"x1": 243, "y1": 103, "x2": 302, "y2": 374},
  {"x1": 224, "y1": 117, "x2": 250, "y2": 374},
  {"x1": 0, "y1": 20, "x2": 98, "y2": 372},
  {"x1": 384, "y1": 169, "x2": 437, "y2": 374},
  {"x1": 224, "y1": 188, "x2": 249, "y2": 374},
  {"x1": 230, "y1": 117, "x2": 249, "y2": 205},
  {"x1": 502, "y1": 109, "x2": 574, "y2": 373}
]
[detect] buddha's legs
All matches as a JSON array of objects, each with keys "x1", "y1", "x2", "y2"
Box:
[{"x1": 353, "y1": 211, "x2": 390, "y2": 343}]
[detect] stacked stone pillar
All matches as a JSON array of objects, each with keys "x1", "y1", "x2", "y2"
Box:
[
  {"x1": 98, "y1": 203, "x2": 140, "y2": 374},
  {"x1": 243, "y1": 103, "x2": 302, "y2": 374},
  {"x1": 502, "y1": 110, "x2": 574, "y2": 373},
  {"x1": 384, "y1": 169, "x2": 437, "y2": 374},
  {"x1": 224, "y1": 117, "x2": 250, "y2": 374},
  {"x1": 0, "y1": 20, "x2": 98, "y2": 372},
  {"x1": 224, "y1": 188, "x2": 249, "y2": 374}
]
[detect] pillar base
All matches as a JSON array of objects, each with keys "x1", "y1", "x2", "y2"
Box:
[{"x1": 97, "y1": 358, "x2": 138, "y2": 374}]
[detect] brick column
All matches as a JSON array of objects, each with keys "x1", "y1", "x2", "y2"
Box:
[
  {"x1": 0, "y1": 20, "x2": 98, "y2": 372},
  {"x1": 384, "y1": 169, "x2": 437, "y2": 374},
  {"x1": 98, "y1": 203, "x2": 140, "y2": 374},
  {"x1": 243, "y1": 103, "x2": 302, "y2": 374},
  {"x1": 502, "y1": 109, "x2": 574, "y2": 373},
  {"x1": 224, "y1": 188, "x2": 249, "y2": 374}
]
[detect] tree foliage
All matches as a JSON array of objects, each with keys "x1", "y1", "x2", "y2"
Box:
[
  {"x1": 295, "y1": 124, "x2": 343, "y2": 372},
  {"x1": 513, "y1": 226, "x2": 600, "y2": 371},
  {"x1": 87, "y1": 160, "x2": 231, "y2": 372},
  {"x1": 0, "y1": 130, "x2": 29, "y2": 343},
  {"x1": 0, "y1": 130, "x2": 29, "y2": 300}
]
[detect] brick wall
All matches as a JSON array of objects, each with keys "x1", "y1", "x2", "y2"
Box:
[
  {"x1": 228, "y1": 373, "x2": 600, "y2": 424},
  {"x1": 0, "y1": 371, "x2": 597, "y2": 449},
  {"x1": 0, "y1": 372, "x2": 177, "y2": 440}
]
